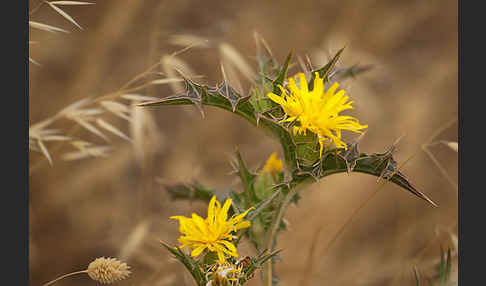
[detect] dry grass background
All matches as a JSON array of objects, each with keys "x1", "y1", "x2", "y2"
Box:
[{"x1": 29, "y1": 0, "x2": 458, "y2": 285}]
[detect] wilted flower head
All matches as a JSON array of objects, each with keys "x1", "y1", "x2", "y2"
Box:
[
  {"x1": 205, "y1": 261, "x2": 245, "y2": 286},
  {"x1": 262, "y1": 152, "x2": 283, "y2": 174},
  {"x1": 171, "y1": 196, "x2": 254, "y2": 263},
  {"x1": 87, "y1": 257, "x2": 131, "y2": 284},
  {"x1": 267, "y1": 72, "x2": 368, "y2": 157}
]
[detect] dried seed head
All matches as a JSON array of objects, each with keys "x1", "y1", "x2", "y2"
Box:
[{"x1": 87, "y1": 257, "x2": 131, "y2": 284}]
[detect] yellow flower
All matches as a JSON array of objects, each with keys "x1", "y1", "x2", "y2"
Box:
[
  {"x1": 170, "y1": 196, "x2": 254, "y2": 263},
  {"x1": 262, "y1": 152, "x2": 283, "y2": 174},
  {"x1": 267, "y1": 72, "x2": 368, "y2": 157}
]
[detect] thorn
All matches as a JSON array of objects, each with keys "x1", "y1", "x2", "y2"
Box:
[{"x1": 393, "y1": 132, "x2": 406, "y2": 147}]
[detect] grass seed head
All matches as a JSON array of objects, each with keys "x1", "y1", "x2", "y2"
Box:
[{"x1": 87, "y1": 257, "x2": 131, "y2": 284}]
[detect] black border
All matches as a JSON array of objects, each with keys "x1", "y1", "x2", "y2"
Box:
[
  {"x1": 459, "y1": 1, "x2": 478, "y2": 285},
  {"x1": 6, "y1": 0, "x2": 29, "y2": 284}
]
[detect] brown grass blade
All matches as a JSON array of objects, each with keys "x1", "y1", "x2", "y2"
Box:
[
  {"x1": 119, "y1": 220, "x2": 150, "y2": 261},
  {"x1": 29, "y1": 57, "x2": 41, "y2": 66},
  {"x1": 100, "y1": 101, "x2": 131, "y2": 121},
  {"x1": 120, "y1": 94, "x2": 160, "y2": 102},
  {"x1": 62, "y1": 141, "x2": 112, "y2": 160},
  {"x1": 42, "y1": 135, "x2": 72, "y2": 141},
  {"x1": 148, "y1": 78, "x2": 185, "y2": 85},
  {"x1": 441, "y1": 141, "x2": 458, "y2": 152},
  {"x1": 100, "y1": 101, "x2": 129, "y2": 113},
  {"x1": 29, "y1": 139, "x2": 40, "y2": 151},
  {"x1": 67, "y1": 108, "x2": 104, "y2": 117},
  {"x1": 30, "y1": 119, "x2": 56, "y2": 134},
  {"x1": 37, "y1": 139, "x2": 53, "y2": 166},
  {"x1": 96, "y1": 118, "x2": 131, "y2": 142},
  {"x1": 254, "y1": 31, "x2": 274, "y2": 58},
  {"x1": 160, "y1": 55, "x2": 198, "y2": 93},
  {"x1": 219, "y1": 42, "x2": 256, "y2": 83},
  {"x1": 62, "y1": 146, "x2": 112, "y2": 160},
  {"x1": 130, "y1": 104, "x2": 145, "y2": 164},
  {"x1": 221, "y1": 61, "x2": 244, "y2": 95},
  {"x1": 72, "y1": 117, "x2": 110, "y2": 142},
  {"x1": 59, "y1": 97, "x2": 92, "y2": 115},
  {"x1": 168, "y1": 34, "x2": 210, "y2": 48},
  {"x1": 29, "y1": 20, "x2": 70, "y2": 33},
  {"x1": 46, "y1": 1, "x2": 84, "y2": 30},
  {"x1": 49, "y1": 1, "x2": 94, "y2": 5}
]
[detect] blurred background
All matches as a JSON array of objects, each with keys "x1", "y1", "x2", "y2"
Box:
[{"x1": 29, "y1": 0, "x2": 458, "y2": 285}]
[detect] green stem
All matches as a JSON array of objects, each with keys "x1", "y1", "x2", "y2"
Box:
[{"x1": 263, "y1": 180, "x2": 310, "y2": 286}]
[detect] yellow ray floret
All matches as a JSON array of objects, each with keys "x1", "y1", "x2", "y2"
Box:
[
  {"x1": 266, "y1": 72, "x2": 368, "y2": 157},
  {"x1": 170, "y1": 196, "x2": 254, "y2": 263}
]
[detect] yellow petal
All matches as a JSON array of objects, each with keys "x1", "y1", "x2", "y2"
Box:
[
  {"x1": 297, "y1": 73, "x2": 308, "y2": 94},
  {"x1": 218, "y1": 198, "x2": 232, "y2": 223},
  {"x1": 267, "y1": 92, "x2": 286, "y2": 106},
  {"x1": 207, "y1": 195, "x2": 217, "y2": 222},
  {"x1": 219, "y1": 240, "x2": 238, "y2": 257},
  {"x1": 234, "y1": 220, "x2": 251, "y2": 231},
  {"x1": 216, "y1": 249, "x2": 226, "y2": 263},
  {"x1": 191, "y1": 245, "x2": 207, "y2": 257}
]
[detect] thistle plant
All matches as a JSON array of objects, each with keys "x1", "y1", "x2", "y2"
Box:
[{"x1": 146, "y1": 40, "x2": 437, "y2": 286}]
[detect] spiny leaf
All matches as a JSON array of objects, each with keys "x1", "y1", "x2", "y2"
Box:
[
  {"x1": 239, "y1": 250, "x2": 282, "y2": 284},
  {"x1": 142, "y1": 71, "x2": 434, "y2": 206},
  {"x1": 293, "y1": 132, "x2": 320, "y2": 167},
  {"x1": 254, "y1": 170, "x2": 284, "y2": 201},
  {"x1": 250, "y1": 49, "x2": 293, "y2": 119},
  {"x1": 331, "y1": 64, "x2": 373, "y2": 81},
  {"x1": 140, "y1": 79, "x2": 298, "y2": 169},
  {"x1": 160, "y1": 182, "x2": 214, "y2": 202},
  {"x1": 248, "y1": 69, "x2": 281, "y2": 116},
  {"x1": 292, "y1": 145, "x2": 437, "y2": 207},
  {"x1": 272, "y1": 49, "x2": 293, "y2": 95},
  {"x1": 210, "y1": 81, "x2": 251, "y2": 112},
  {"x1": 160, "y1": 241, "x2": 205, "y2": 285},
  {"x1": 232, "y1": 149, "x2": 258, "y2": 203},
  {"x1": 308, "y1": 47, "x2": 345, "y2": 89},
  {"x1": 247, "y1": 189, "x2": 282, "y2": 220}
]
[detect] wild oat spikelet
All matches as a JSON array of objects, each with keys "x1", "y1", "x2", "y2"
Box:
[{"x1": 87, "y1": 257, "x2": 131, "y2": 284}]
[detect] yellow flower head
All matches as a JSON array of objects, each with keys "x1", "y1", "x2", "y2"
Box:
[
  {"x1": 262, "y1": 152, "x2": 283, "y2": 174},
  {"x1": 267, "y1": 72, "x2": 368, "y2": 157},
  {"x1": 170, "y1": 196, "x2": 254, "y2": 263}
]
